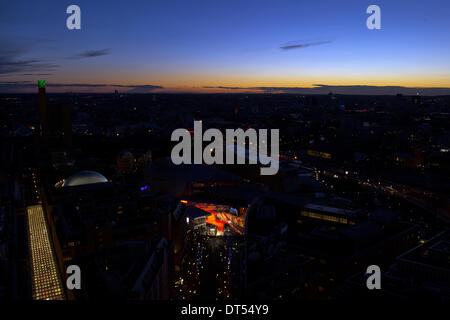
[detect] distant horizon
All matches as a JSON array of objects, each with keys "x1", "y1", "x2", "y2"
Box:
[{"x1": 1, "y1": 82, "x2": 450, "y2": 96}]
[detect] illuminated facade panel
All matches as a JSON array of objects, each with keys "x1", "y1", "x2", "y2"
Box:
[
  {"x1": 27, "y1": 205, "x2": 65, "y2": 300},
  {"x1": 300, "y1": 210, "x2": 355, "y2": 225},
  {"x1": 307, "y1": 149, "x2": 332, "y2": 159}
]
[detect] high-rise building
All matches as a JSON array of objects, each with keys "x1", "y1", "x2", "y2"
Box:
[
  {"x1": 38, "y1": 80, "x2": 72, "y2": 150},
  {"x1": 47, "y1": 101, "x2": 72, "y2": 149},
  {"x1": 38, "y1": 80, "x2": 48, "y2": 145}
]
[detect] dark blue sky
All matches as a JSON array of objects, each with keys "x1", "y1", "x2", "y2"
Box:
[{"x1": 1, "y1": 0, "x2": 449, "y2": 93}]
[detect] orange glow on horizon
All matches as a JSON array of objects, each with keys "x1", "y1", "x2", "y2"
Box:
[{"x1": 10, "y1": 72, "x2": 450, "y2": 94}]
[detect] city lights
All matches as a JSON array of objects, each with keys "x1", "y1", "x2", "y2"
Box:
[{"x1": 27, "y1": 205, "x2": 65, "y2": 300}]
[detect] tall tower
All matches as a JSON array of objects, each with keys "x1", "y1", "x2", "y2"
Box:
[
  {"x1": 38, "y1": 80, "x2": 73, "y2": 150},
  {"x1": 38, "y1": 80, "x2": 48, "y2": 147}
]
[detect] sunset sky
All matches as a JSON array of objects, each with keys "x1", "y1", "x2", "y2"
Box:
[{"x1": 1, "y1": 0, "x2": 449, "y2": 93}]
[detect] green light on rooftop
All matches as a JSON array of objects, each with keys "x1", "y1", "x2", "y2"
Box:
[{"x1": 38, "y1": 80, "x2": 46, "y2": 88}]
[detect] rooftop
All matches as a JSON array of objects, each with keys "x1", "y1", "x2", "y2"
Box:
[{"x1": 62, "y1": 170, "x2": 108, "y2": 187}]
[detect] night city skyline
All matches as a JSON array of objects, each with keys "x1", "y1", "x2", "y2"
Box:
[{"x1": 0, "y1": 0, "x2": 450, "y2": 314}]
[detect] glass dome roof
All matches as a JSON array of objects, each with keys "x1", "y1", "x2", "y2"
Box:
[{"x1": 62, "y1": 170, "x2": 108, "y2": 187}]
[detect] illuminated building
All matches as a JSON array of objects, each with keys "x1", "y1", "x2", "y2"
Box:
[
  {"x1": 62, "y1": 170, "x2": 109, "y2": 187},
  {"x1": 299, "y1": 203, "x2": 359, "y2": 225},
  {"x1": 205, "y1": 214, "x2": 226, "y2": 235},
  {"x1": 182, "y1": 201, "x2": 246, "y2": 236},
  {"x1": 27, "y1": 205, "x2": 65, "y2": 300},
  {"x1": 306, "y1": 149, "x2": 332, "y2": 159},
  {"x1": 300, "y1": 210, "x2": 353, "y2": 225}
]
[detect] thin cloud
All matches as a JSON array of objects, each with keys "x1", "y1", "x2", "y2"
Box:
[
  {"x1": 280, "y1": 40, "x2": 331, "y2": 50},
  {"x1": 0, "y1": 81, "x2": 163, "y2": 93},
  {"x1": 68, "y1": 49, "x2": 111, "y2": 59},
  {"x1": 0, "y1": 37, "x2": 61, "y2": 75},
  {"x1": 21, "y1": 73, "x2": 53, "y2": 76},
  {"x1": 126, "y1": 85, "x2": 164, "y2": 93},
  {"x1": 202, "y1": 85, "x2": 450, "y2": 96},
  {"x1": 0, "y1": 55, "x2": 59, "y2": 75},
  {"x1": 203, "y1": 86, "x2": 243, "y2": 90}
]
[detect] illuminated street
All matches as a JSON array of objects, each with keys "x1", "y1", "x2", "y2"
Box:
[{"x1": 173, "y1": 228, "x2": 242, "y2": 300}]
